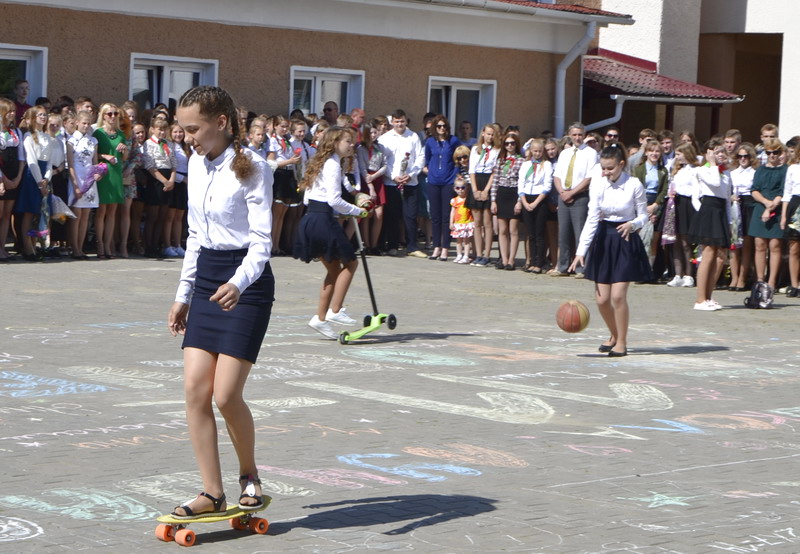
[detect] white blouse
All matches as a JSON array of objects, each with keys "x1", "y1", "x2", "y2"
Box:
[
  {"x1": 23, "y1": 132, "x2": 54, "y2": 183},
  {"x1": 517, "y1": 159, "x2": 553, "y2": 196},
  {"x1": 670, "y1": 165, "x2": 697, "y2": 197},
  {"x1": 304, "y1": 153, "x2": 362, "y2": 216},
  {"x1": 175, "y1": 145, "x2": 274, "y2": 305},
  {"x1": 269, "y1": 134, "x2": 294, "y2": 163},
  {"x1": 730, "y1": 165, "x2": 755, "y2": 197},
  {"x1": 695, "y1": 165, "x2": 732, "y2": 200},
  {"x1": 783, "y1": 164, "x2": 800, "y2": 199},
  {"x1": 468, "y1": 145, "x2": 499, "y2": 174},
  {"x1": 576, "y1": 171, "x2": 648, "y2": 258}
]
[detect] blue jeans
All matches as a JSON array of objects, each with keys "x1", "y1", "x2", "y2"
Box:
[{"x1": 427, "y1": 183, "x2": 455, "y2": 250}]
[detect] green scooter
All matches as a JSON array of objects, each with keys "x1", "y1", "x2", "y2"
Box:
[{"x1": 338, "y1": 219, "x2": 397, "y2": 344}]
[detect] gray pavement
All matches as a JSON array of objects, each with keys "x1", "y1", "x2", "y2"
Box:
[{"x1": 2, "y1": 252, "x2": 800, "y2": 553}]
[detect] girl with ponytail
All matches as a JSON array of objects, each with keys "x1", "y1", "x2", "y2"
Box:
[{"x1": 167, "y1": 85, "x2": 274, "y2": 519}]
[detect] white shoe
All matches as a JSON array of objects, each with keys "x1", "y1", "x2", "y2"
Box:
[
  {"x1": 693, "y1": 301, "x2": 717, "y2": 311},
  {"x1": 174, "y1": 246, "x2": 186, "y2": 257},
  {"x1": 452, "y1": 255, "x2": 462, "y2": 263},
  {"x1": 325, "y1": 308, "x2": 357, "y2": 325},
  {"x1": 163, "y1": 246, "x2": 179, "y2": 258},
  {"x1": 707, "y1": 299, "x2": 722, "y2": 310},
  {"x1": 458, "y1": 256, "x2": 470, "y2": 264},
  {"x1": 308, "y1": 315, "x2": 338, "y2": 338},
  {"x1": 682, "y1": 276, "x2": 695, "y2": 287},
  {"x1": 666, "y1": 275, "x2": 684, "y2": 287}
]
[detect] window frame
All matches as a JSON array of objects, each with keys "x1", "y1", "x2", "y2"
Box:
[
  {"x1": 289, "y1": 66, "x2": 365, "y2": 116},
  {"x1": 427, "y1": 76, "x2": 497, "y2": 136},
  {"x1": 0, "y1": 43, "x2": 48, "y2": 100},
  {"x1": 128, "y1": 53, "x2": 218, "y2": 111}
]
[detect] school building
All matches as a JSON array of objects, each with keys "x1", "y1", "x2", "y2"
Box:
[
  {"x1": 1, "y1": 0, "x2": 637, "y2": 139},
  {"x1": 591, "y1": 0, "x2": 797, "y2": 143}
]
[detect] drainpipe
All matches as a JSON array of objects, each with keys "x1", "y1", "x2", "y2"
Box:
[{"x1": 554, "y1": 21, "x2": 596, "y2": 138}]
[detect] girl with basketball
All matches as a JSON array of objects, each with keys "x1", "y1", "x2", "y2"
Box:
[
  {"x1": 569, "y1": 145, "x2": 652, "y2": 357},
  {"x1": 294, "y1": 127, "x2": 368, "y2": 339},
  {"x1": 167, "y1": 85, "x2": 274, "y2": 518}
]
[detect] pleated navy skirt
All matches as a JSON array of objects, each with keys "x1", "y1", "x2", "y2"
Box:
[
  {"x1": 689, "y1": 196, "x2": 730, "y2": 247},
  {"x1": 182, "y1": 247, "x2": 274, "y2": 364},
  {"x1": 584, "y1": 220, "x2": 654, "y2": 284},
  {"x1": 14, "y1": 160, "x2": 48, "y2": 214},
  {"x1": 293, "y1": 200, "x2": 356, "y2": 263}
]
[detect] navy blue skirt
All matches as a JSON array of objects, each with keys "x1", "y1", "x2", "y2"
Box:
[
  {"x1": 182, "y1": 247, "x2": 274, "y2": 364},
  {"x1": 14, "y1": 160, "x2": 48, "y2": 214},
  {"x1": 585, "y1": 221, "x2": 654, "y2": 284},
  {"x1": 293, "y1": 200, "x2": 356, "y2": 263}
]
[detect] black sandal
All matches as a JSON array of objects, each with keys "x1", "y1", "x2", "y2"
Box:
[
  {"x1": 171, "y1": 491, "x2": 227, "y2": 520},
  {"x1": 238, "y1": 474, "x2": 265, "y2": 510}
]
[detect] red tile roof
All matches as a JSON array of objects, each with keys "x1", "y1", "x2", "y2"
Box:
[
  {"x1": 583, "y1": 56, "x2": 743, "y2": 101},
  {"x1": 491, "y1": 1, "x2": 630, "y2": 19}
]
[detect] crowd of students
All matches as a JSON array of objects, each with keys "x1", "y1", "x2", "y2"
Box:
[{"x1": 2, "y1": 79, "x2": 798, "y2": 311}]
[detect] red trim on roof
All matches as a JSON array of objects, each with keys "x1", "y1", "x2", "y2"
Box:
[
  {"x1": 583, "y1": 56, "x2": 742, "y2": 101},
  {"x1": 588, "y1": 48, "x2": 656, "y2": 72},
  {"x1": 490, "y1": 1, "x2": 630, "y2": 19}
]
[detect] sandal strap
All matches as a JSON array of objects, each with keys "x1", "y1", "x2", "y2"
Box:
[
  {"x1": 198, "y1": 491, "x2": 226, "y2": 511},
  {"x1": 239, "y1": 474, "x2": 261, "y2": 484}
]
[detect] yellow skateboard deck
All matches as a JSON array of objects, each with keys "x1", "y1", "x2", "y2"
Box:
[{"x1": 155, "y1": 497, "x2": 271, "y2": 546}]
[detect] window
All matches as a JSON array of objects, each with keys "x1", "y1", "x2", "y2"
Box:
[
  {"x1": 129, "y1": 54, "x2": 217, "y2": 114},
  {"x1": 427, "y1": 77, "x2": 496, "y2": 138},
  {"x1": 0, "y1": 44, "x2": 47, "y2": 102},
  {"x1": 289, "y1": 67, "x2": 365, "y2": 117}
]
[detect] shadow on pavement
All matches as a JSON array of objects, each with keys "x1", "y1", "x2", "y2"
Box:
[
  {"x1": 269, "y1": 494, "x2": 498, "y2": 536},
  {"x1": 346, "y1": 332, "x2": 474, "y2": 344},
  {"x1": 576, "y1": 345, "x2": 730, "y2": 357}
]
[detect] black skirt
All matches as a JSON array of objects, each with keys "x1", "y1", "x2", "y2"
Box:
[
  {"x1": 585, "y1": 221, "x2": 653, "y2": 284},
  {"x1": 167, "y1": 181, "x2": 188, "y2": 210},
  {"x1": 466, "y1": 172, "x2": 491, "y2": 211},
  {"x1": 689, "y1": 196, "x2": 730, "y2": 247},
  {"x1": 675, "y1": 194, "x2": 695, "y2": 236},
  {"x1": 274, "y1": 168, "x2": 300, "y2": 205},
  {"x1": 143, "y1": 169, "x2": 170, "y2": 207},
  {"x1": 495, "y1": 186, "x2": 519, "y2": 219},
  {"x1": 785, "y1": 195, "x2": 800, "y2": 240},
  {"x1": 182, "y1": 247, "x2": 274, "y2": 364},
  {"x1": 293, "y1": 199, "x2": 356, "y2": 263}
]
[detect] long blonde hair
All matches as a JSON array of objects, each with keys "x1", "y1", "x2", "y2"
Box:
[
  {"x1": 299, "y1": 127, "x2": 349, "y2": 191},
  {"x1": 672, "y1": 143, "x2": 699, "y2": 177}
]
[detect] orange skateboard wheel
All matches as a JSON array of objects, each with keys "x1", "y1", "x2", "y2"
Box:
[
  {"x1": 249, "y1": 517, "x2": 269, "y2": 534},
  {"x1": 230, "y1": 517, "x2": 248, "y2": 531},
  {"x1": 155, "y1": 524, "x2": 174, "y2": 542},
  {"x1": 175, "y1": 528, "x2": 196, "y2": 546}
]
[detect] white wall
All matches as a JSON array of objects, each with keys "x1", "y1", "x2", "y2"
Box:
[
  {"x1": 701, "y1": 0, "x2": 800, "y2": 138},
  {"x1": 598, "y1": 0, "x2": 664, "y2": 65}
]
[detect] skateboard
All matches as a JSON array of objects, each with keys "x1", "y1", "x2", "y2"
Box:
[{"x1": 154, "y1": 499, "x2": 270, "y2": 547}]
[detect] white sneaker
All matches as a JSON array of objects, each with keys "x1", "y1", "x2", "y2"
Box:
[
  {"x1": 666, "y1": 275, "x2": 684, "y2": 287},
  {"x1": 452, "y1": 255, "x2": 462, "y2": 263},
  {"x1": 163, "y1": 246, "x2": 179, "y2": 258},
  {"x1": 682, "y1": 276, "x2": 695, "y2": 287},
  {"x1": 458, "y1": 256, "x2": 470, "y2": 264},
  {"x1": 325, "y1": 308, "x2": 357, "y2": 325},
  {"x1": 708, "y1": 299, "x2": 722, "y2": 310},
  {"x1": 693, "y1": 301, "x2": 717, "y2": 311},
  {"x1": 308, "y1": 315, "x2": 338, "y2": 338},
  {"x1": 174, "y1": 246, "x2": 186, "y2": 257}
]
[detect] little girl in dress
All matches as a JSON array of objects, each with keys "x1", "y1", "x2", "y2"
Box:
[{"x1": 450, "y1": 176, "x2": 474, "y2": 264}]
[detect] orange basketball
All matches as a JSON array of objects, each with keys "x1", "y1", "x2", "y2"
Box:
[{"x1": 556, "y1": 300, "x2": 590, "y2": 333}]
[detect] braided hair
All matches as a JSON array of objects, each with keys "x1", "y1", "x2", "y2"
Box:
[{"x1": 178, "y1": 86, "x2": 254, "y2": 181}]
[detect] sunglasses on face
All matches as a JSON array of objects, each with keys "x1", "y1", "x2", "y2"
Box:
[
  {"x1": 436, "y1": 124, "x2": 447, "y2": 128},
  {"x1": 504, "y1": 141, "x2": 516, "y2": 146},
  {"x1": 454, "y1": 186, "x2": 465, "y2": 190},
  {"x1": 606, "y1": 134, "x2": 619, "y2": 139},
  {"x1": 456, "y1": 156, "x2": 469, "y2": 161},
  {"x1": 106, "y1": 111, "x2": 119, "y2": 117},
  {"x1": 766, "y1": 150, "x2": 781, "y2": 156},
  {"x1": 737, "y1": 154, "x2": 751, "y2": 159}
]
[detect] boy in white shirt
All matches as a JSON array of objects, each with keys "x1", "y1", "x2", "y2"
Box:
[{"x1": 378, "y1": 109, "x2": 426, "y2": 257}]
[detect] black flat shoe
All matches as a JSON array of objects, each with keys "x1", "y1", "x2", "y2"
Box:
[
  {"x1": 608, "y1": 349, "x2": 628, "y2": 358},
  {"x1": 598, "y1": 342, "x2": 617, "y2": 353}
]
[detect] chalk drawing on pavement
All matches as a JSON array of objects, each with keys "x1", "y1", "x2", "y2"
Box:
[
  {"x1": 0, "y1": 489, "x2": 159, "y2": 521},
  {"x1": 0, "y1": 371, "x2": 114, "y2": 397},
  {"x1": 0, "y1": 517, "x2": 43, "y2": 542}
]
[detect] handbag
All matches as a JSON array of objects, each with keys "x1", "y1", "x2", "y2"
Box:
[{"x1": 661, "y1": 196, "x2": 677, "y2": 245}]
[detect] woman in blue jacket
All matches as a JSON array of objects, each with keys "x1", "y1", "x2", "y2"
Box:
[{"x1": 424, "y1": 115, "x2": 461, "y2": 261}]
